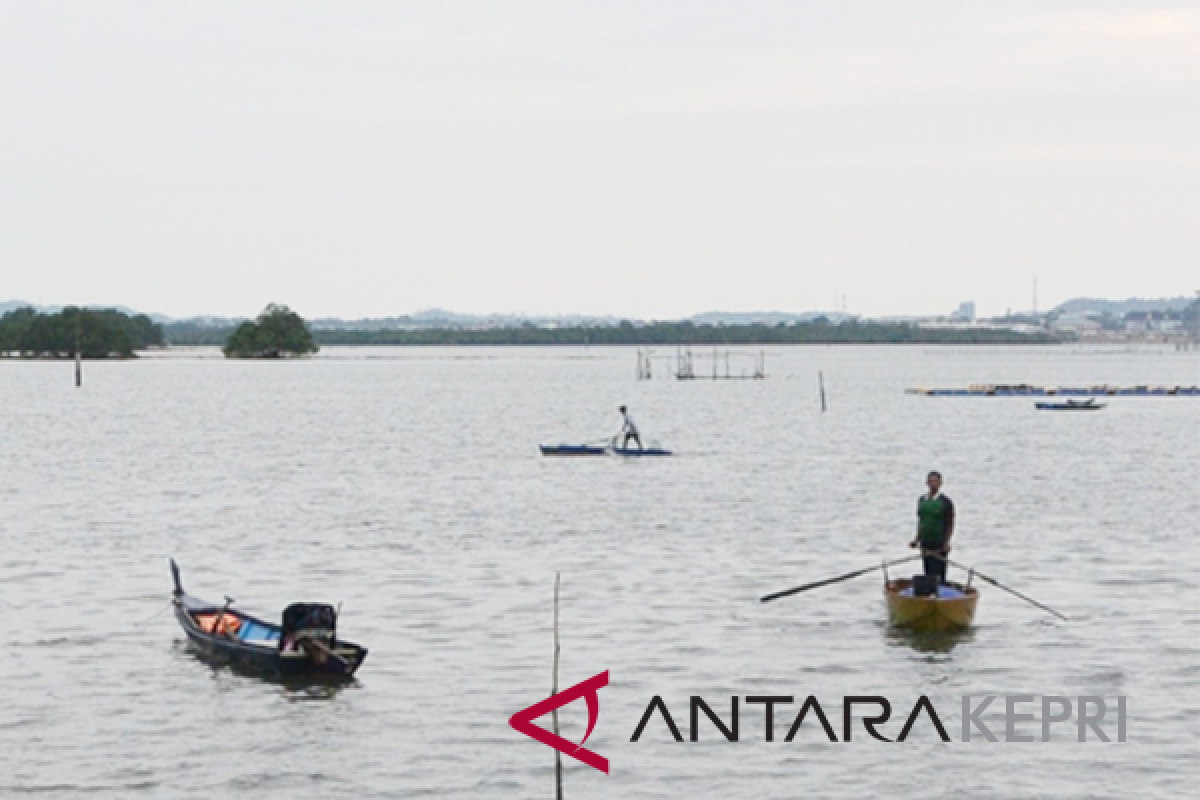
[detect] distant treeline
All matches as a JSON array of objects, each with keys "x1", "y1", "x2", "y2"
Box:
[
  {"x1": 298, "y1": 320, "x2": 1060, "y2": 346},
  {"x1": 164, "y1": 323, "x2": 237, "y2": 346},
  {"x1": 0, "y1": 307, "x2": 163, "y2": 358}
]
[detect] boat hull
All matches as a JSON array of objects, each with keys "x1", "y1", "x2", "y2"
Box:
[
  {"x1": 611, "y1": 447, "x2": 672, "y2": 457},
  {"x1": 539, "y1": 445, "x2": 607, "y2": 456},
  {"x1": 885, "y1": 579, "x2": 978, "y2": 633},
  {"x1": 1034, "y1": 402, "x2": 1104, "y2": 411},
  {"x1": 172, "y1": 595, "x2": 367, "y2": 682}
]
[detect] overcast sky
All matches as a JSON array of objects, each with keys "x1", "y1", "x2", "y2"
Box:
[{"x1": 1, "y1": 2, "x2": 1197, "y2": 319}]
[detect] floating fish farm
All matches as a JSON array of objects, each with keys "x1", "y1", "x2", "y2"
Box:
[{"x1": 907, "y1": 384, "x2": 1200, "y2": 396}]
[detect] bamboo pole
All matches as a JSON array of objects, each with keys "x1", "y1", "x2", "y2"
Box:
[
  {"x1": 818, "y1": 371, "x2": 826, "y2": 412},
  {"x1": 75, "y1": 312, "x2": 82, "y2": 388},
  {"x1": 552, "y1": 572, "x2": 563, "y2": 800}
]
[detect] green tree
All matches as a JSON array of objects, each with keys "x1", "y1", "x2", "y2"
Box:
[
  {"x1": 0, "y1": 306, "x2": 159, "y2": 358},
  {"x1": 223, "y1": 304, "x2": 318, "y2": 358}
]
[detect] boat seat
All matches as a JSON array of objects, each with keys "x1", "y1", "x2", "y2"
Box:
[{"x1": 899, "y1": 585, "x2": 966, "y2": 599}]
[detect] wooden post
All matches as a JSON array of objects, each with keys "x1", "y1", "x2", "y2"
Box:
[
  {"x1": 74, "y1": 312, "x2": 82, "y2": 388},
  {"x1": 818, "y1": 371, "x2": 826, "y2": 412},
  {"x1": 552, "y1": 572, "x2": 563, "y2": 800}
]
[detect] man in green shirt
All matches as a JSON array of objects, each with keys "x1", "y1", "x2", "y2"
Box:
[{"x1": 909, "y1": 471, "x2": 955, "y2": 583}]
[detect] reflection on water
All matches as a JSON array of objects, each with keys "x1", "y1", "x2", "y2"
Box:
[
  {"x1": 279, "y1": 680, "x2": 360, "y2": 701},
  {"x1": 884, "y1": 627, "x2": 976, "y2": 654}
]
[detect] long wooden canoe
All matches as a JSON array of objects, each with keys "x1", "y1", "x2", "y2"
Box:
[{"x1": 885, "y1": 578, "x2": 978, "y2": 633}]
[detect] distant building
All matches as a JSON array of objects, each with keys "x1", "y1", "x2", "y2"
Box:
[
  {"x1": 1052, "y1": 312, "x2": 1103, "y2": 336},
  {"x1": 950, "y1": 302, "x2": 976, "y2": 321},
  {"x1": 1124, "y1": 310, "x2": 1182, "y2": 334}
]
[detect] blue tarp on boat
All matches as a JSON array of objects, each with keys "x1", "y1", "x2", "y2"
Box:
[
  {"x1": 238, "y1": 620, "x2": 281, "y2": 645},
  {"x1": 899, "y1": 585, "x2": 966, "y2": 599}
]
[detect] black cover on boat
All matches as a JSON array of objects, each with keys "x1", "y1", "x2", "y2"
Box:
[
  {"x1": 912, "y1": 575, "x2": 940, "y2": 596},
  {"x1": 282, "y1": 603, "x2": 337, "y2": 636}
]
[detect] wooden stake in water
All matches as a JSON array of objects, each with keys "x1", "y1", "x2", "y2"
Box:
[
  {"x1": 818, "y1": 371, "x2": 826, "y2": 412},
  {"x1": 74, "y1": 312, "x2": 82, "y2": 388},
  {"x1": 552, "y1": 572, "x2": 563, "y2": 800}
]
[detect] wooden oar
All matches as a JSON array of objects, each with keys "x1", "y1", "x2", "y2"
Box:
[
  {"x1": 933, "y1": 554, "x2": 1068, "y2": 621},
  {"x1": 761, "y1": 555, "x2": 921, "y2": 603},
  {"x1": 301, "y1": 636, "x2": 351, "y2": 670}
]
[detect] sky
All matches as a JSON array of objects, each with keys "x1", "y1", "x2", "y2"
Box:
[{"x1": 1, "y1": 1, "x2": 1197, "y2": 319}]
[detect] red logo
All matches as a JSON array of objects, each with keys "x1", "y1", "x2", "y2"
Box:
[{"x1": 509, "y1": 670, "x2": 610, "y2": 774}]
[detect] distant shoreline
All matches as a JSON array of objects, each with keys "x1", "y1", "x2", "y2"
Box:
[{"x1": 165, "y1": 323, "x2": 1064, "y2": 348}]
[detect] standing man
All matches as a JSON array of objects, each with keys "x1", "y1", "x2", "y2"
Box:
[
  {"x1": 617, "y1": 405, "x2": 642, "y2": 450},
  {"x1": 909, "y1": 471, "x2": 955, "y2": 582}
]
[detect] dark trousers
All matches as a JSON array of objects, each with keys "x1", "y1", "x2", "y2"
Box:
[
  {"x1": 922, "y1": 551, "x2": 947, "y2": 583},
  {"x1": 622, "y1": 432, "x2": 642, "y2": 450}
]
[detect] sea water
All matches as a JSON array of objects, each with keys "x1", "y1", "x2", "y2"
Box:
[{"x1": 0, "y1": 345, "x2": 1196, "y2": 798}]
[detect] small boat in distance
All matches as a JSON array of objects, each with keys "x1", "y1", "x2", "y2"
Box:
[
  {"x1": 611, "y1": 446, "x2": 672, "y2": 456},
  {"x1": 169, "y1": 559, "x2": 367, "y2": 682},
  {"x1": 539, "y1": 444, "x2": 608, "y2": 456},
  {"x1": 884, "y1": 577, "x2": 979, "y2": 633},
  {"x1": 1035, "y1": 398, "x2": 1105, "y2": 411},
  {"x1": 539, "y1": 441, "x2": 673, "y2": 457}
]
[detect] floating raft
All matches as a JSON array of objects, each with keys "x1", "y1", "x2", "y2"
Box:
[{"x1": 907, "y1": 384, "x2": 1200, "y2": 397}]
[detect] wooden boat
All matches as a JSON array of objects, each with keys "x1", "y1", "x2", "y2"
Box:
[
  {"x1": 884, "y1": 578, "x2": 978, "y2": 633},
  {"x1": 1035, "y1": 399, "x2": 1104, "y2": 411},
  {"x1": 539, "y1": 444, "x2": 607, "y2": 456},
  {"x1": 170, "y1": 560, "x2": 367, "y2": 681}
]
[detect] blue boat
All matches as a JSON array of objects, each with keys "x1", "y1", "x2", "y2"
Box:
[
  {"x1": 539, "y1": 443, "x2": 673, "y2": 456},
  {"x1": 611, "y1": 447, "x2": 673, "y2": 457},
  {"x1": 539, "y1": 444, "x2": 607, "y2": 456}
]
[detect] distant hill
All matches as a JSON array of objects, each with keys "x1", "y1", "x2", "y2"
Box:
[
  {"x1": 686, "y1": 311, "x2": 858, "y2": 326},
  {"x1": 1052, "y1": 296, "x2": 1196, "y2": 315},
  {"x1": 307, "y1": 309, "x2": 626, "y2": 331}
]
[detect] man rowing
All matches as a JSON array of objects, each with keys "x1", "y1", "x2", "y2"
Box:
[
  {"x1": 909, "y1": 470, "x2": 955, "y2": 583},
  {"x1": 617, "y1": 405, "x2": 643, "y2": 450}
]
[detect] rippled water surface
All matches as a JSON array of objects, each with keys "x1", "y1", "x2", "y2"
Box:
[{"x1": 1, "y1": 345, "x2": 1197, "y2": 799}]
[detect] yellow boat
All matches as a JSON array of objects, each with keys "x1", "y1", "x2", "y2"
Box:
[{"x1": 884, "y1": 578, "x2": 979, "y2": 633}]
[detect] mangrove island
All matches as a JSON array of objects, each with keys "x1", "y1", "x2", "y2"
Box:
[
  {"x1": 223, "y1": 304, "x2": 319, "y2": 358},
  {"x1": 0, "y1": 307, "x2": 163, "y2": 358}
]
